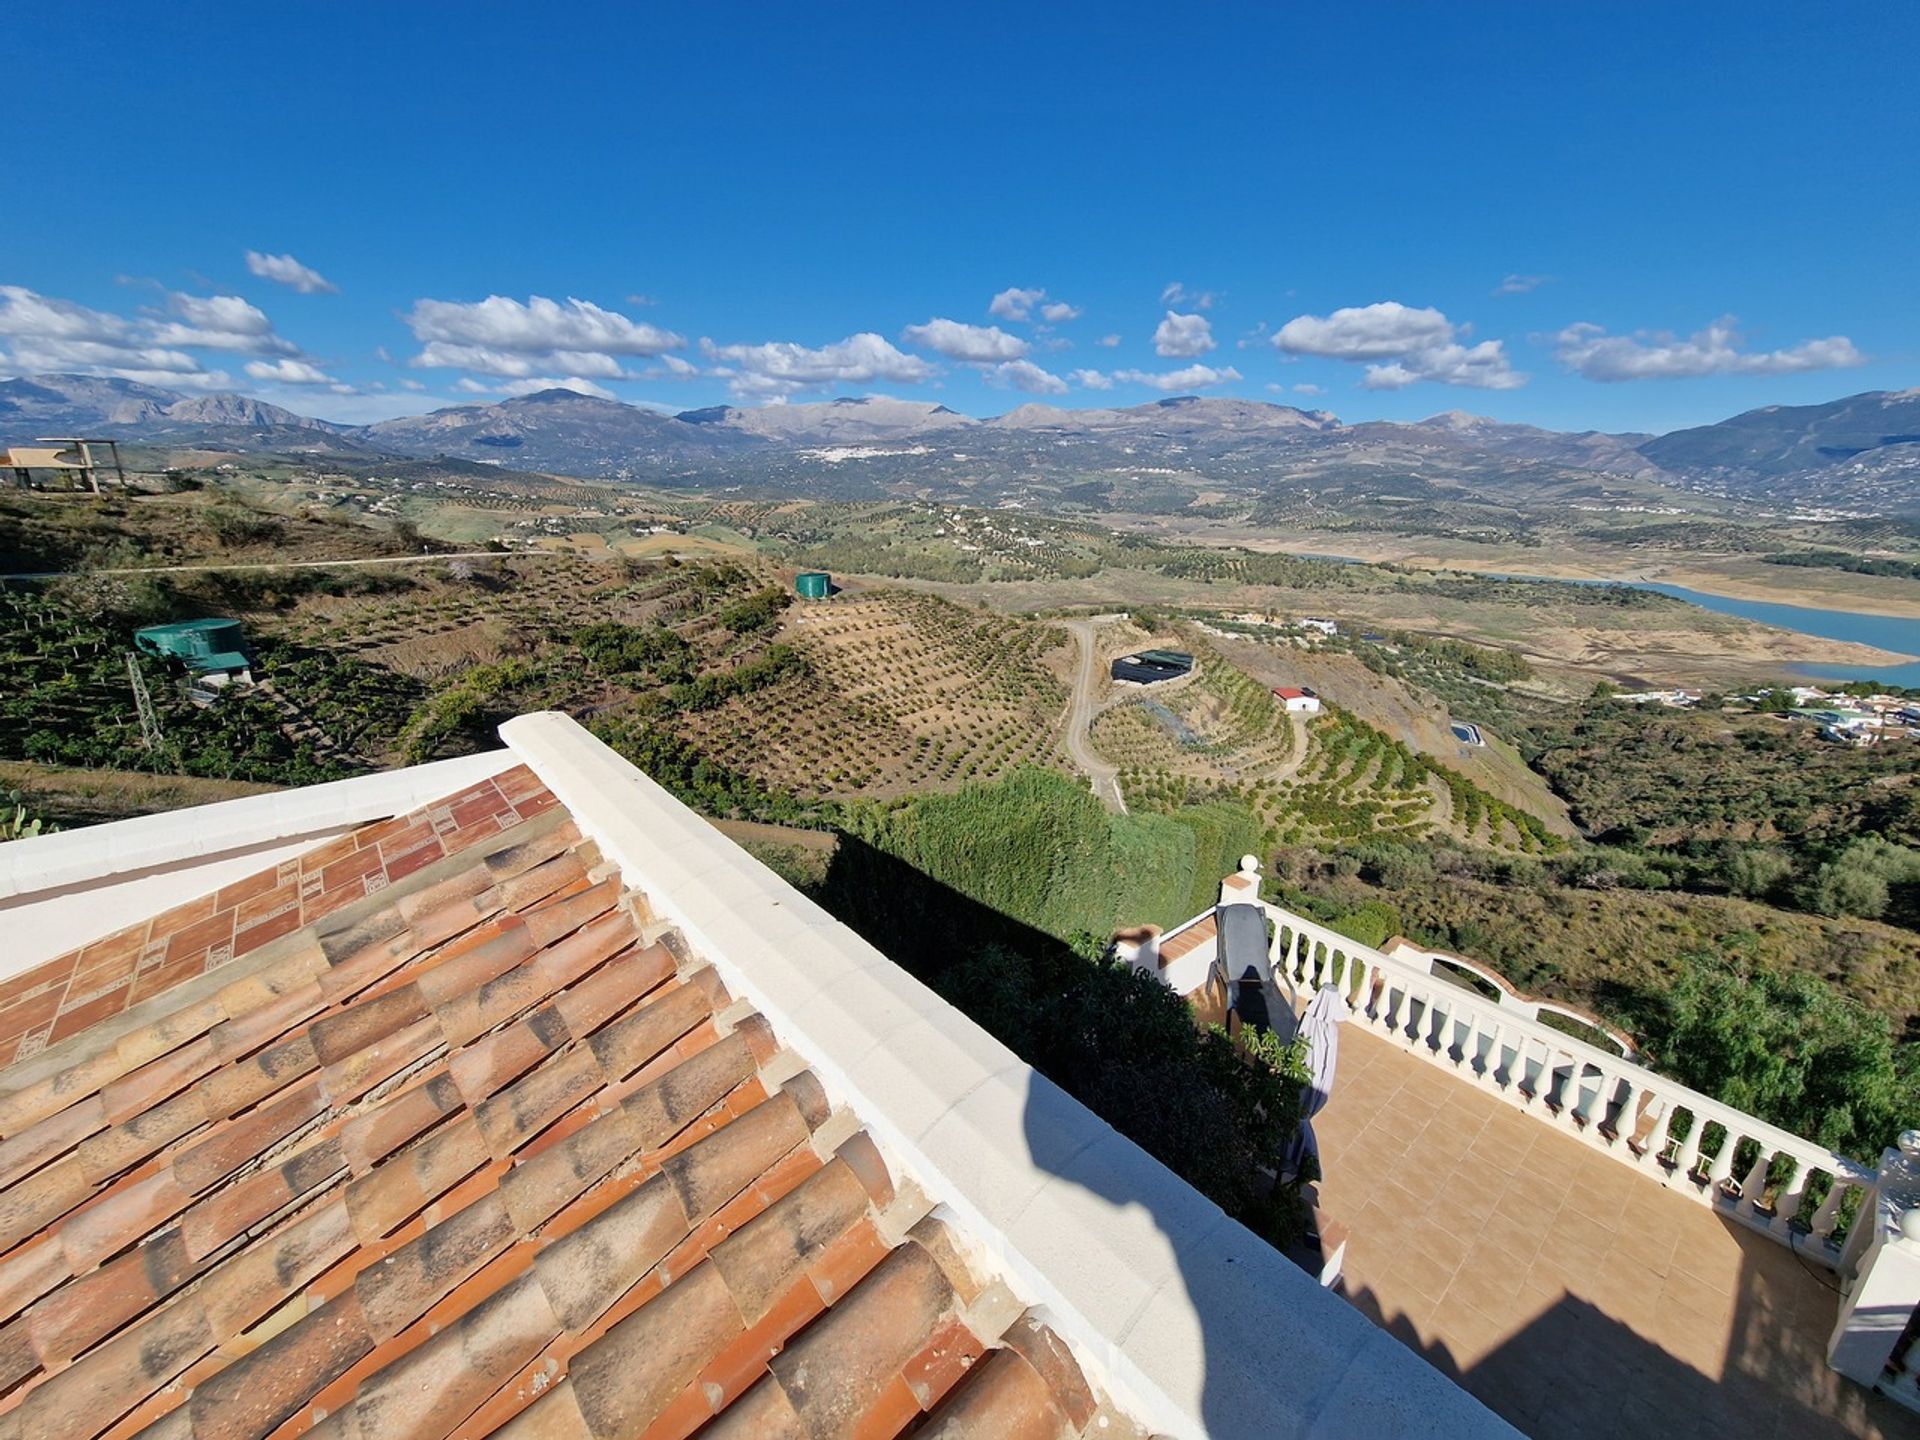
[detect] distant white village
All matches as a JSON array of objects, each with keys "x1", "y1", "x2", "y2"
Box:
[{"x1": 1616, "y1": 684, "x2": 1920, "y2": 744}]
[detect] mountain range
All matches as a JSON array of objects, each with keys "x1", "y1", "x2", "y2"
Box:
[{"x1": 4, "y1": 372, "x2": 1918, "y2": 509}]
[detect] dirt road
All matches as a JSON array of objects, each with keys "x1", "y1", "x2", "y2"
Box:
[
  {"x1": 1064, "y1": 616, "x2": 1128, "y2": 813},
  {"x1": 1, "y1": 551, "x2": 543, "y2": 581}
]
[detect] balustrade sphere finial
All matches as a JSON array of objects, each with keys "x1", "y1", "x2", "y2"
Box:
[{"x1": 1239, "y1": 854, "x2": 1261, "y2": 874}]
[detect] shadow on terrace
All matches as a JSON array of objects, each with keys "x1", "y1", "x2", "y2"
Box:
[{"x1": 1314, "y1": 1013, "x2": 1916, "y2": 1439}]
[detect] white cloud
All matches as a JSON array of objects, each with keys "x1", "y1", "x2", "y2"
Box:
[
  {"x1": 1070, "y1": 369, "x2": 1115, "y2": 390},
  {"x1": 1153, "y1": 311, "x2": 1215, "y2": 358},
  {"x1": 244, "y1": 250, "x2": 338, "y2": 294},
  {"x1": 1113, "y1": 363, "x2": 1243, "y2": 392},
  {"x1": 645, "y1": 354, "x2": 702, "y2": 380},
  {"x1": 1040, "y1": 301, "x2": 1081, "y2": 323},
  {"x1": 0, "y1": 284, "x2": 228, "y2": 387},
  {"x1": 1276, "y1": 302, "x2": 1455, "y2": 359},
  {"x1": 1493, "y1": 273, "x2": 1551, "y2": 296},
  {"x1": 988, "y1": 287, "x2": 1046, "y2": 322},
  {"x1": 1293, "y1": 382, "x2": 1326, "y2": 396},
  {"x1": 901, "y1": 317, "x2": 1028, "y2": 362},
  {"x1": 403, "y1": 293, "x2": 681, "y2": 388},
  {"x1": 398, "y1": 378, "x2": 427, "y2": 391},
  {"x1": 1552, "y1": 318, "x2": 1865, "y2": 382},
  {"x1": 1096, "y1": 334, "x2": 1121, "y2": 348},
  {"x1": 701, "y1": 332, "x2": 935, "y2": 397},
  {"x1": 1276, "y1": 301, "x2": 1523, "y2": 390},
  {"x1": 244, "y1": 358, "x2": 336, "y2": 385},
  {"x1": 149, "y1": 292, "x2": 299, "y2": 355},
  {"x1": 984, "y1": 359, "x2": 1069, "y2": 395},
  {"x1": 411, "y1": 341, "x2": 630, "y2": 379},
  {"x1": 1160, "y1": 282, "x2": 1217, "y2": 310}
]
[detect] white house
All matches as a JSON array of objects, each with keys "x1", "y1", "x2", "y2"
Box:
[{"x1": 1273, "y1": 685, "x2": 1322, "y2": 714}]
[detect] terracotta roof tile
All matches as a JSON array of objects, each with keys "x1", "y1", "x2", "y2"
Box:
[
  {"x1": 188, "y1": 1289, "x2": 374, "y2": 1440},
  {"x1": 708, "y1": 1157, "x2": 873, "y2": 1325},
  {"x1": 567, "y1": 1262, "x2": 744, "y2": 1440},
  {"x1": 0, "y1": 1096, "x2": 105, "y2": 1191},
  {"x1": 198, "y1": 1200, "x2": 356, "y2": 1342},
  {"x1": 0, "y1": 773, "x2": 1138, "y2": 1440},
  {"x1": 915, "y1": 1345, "x2": 1073, "y2": 1440},
  {"x1": 997, "y1": 1309, "x2": 1100, "y2": 1430},
  {"x1": 534, "y1": 1178, "x2": 689, "y2": 1335},
  {"x1": 26, "y1": 1225, "x2": 202, "y2": 1367},
  {"x1": 0, "y1": 1240, "x2": 69, "y2": 1327},
  {"x1": 7, "y1": 1285, "x2": 211, "y2": 1438}
]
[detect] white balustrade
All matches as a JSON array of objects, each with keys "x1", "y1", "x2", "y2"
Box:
[{"x1": 1249, "y1": 896, "x2": 1879, "y2": 1268}]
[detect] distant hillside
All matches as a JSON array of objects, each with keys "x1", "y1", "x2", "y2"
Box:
[
  {"x1": 1638, "y1": 390, "x2": 1920, "y2": 476},
  {"x1": 361, "y1": 387, "x2": 760, "y2": 475},
  {"x1": 678, "y1": 396, "x2": 974, "y2": 443},
  {"x1": 0, "y1": 373, "x2": 362, "y2": 454},
  {"x1": 991, "y1": 394, "x2": 1338, "y2": 435},
  {"x1": 9, "y1": 370, "x2": 1920, "y2": 511}
]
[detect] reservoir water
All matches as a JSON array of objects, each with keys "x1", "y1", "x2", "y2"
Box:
[
  {"x1": 1633, "y1": 583, "x2": 1920, "y2": 687},
  {"x1": 1475, "y1": 573, "x2": 1920, "y2": 686}
]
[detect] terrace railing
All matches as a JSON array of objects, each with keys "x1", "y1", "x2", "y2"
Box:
[{"x1": 1245, "y1": 889, "x2": 1878, "y2": 1271}]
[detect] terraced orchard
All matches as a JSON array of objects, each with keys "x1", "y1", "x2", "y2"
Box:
[
  {"x1": 1097, "y1": 639, "x2": 1300, "y2": 792},
  {"x1": 680, "y1": 590, "x2": 1072, "y2": 798},
  {"x1": 1094, "y1": 635, "x2": 1560, "y2": 855}
]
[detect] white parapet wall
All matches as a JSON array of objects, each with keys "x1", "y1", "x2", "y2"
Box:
[
  {"x1": 501, "y1": 711, "x2": 1521, "y2": 1440},
  {"x1": 0, "y1": 751, "x2": 517, "y2": 976}
]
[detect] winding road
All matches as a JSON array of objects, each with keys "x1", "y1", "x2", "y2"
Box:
[{"x1": 1063, "y1": 615, "x2": 1128, "y2": 813}]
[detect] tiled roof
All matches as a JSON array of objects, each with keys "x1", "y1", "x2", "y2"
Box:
[
  {"x1": 0, "y1": 775, "x2": 1130, "y2": 1440},
  {"x1": 0, "y1": 767, "x2": 558, "y2": 1067}
]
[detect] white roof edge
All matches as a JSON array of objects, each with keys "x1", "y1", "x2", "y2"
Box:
[
  {"x1": 0, "y1": 750, "x2": 516, "y2": 900},
  {"x1": 500, "y1": 711, "x2": 1519, "y2": 1440}
]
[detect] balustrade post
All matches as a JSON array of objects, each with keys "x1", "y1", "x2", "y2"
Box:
[
  {"x1": 1423, "y1": 993, "x2": 1447, "y2": 1058},
  {"x1": 1547, "y1": 1052, "x2": 1581, "y2": 1131},
  {"x1": 1465, "y1": 1013, "x2": 1494, "y2": 1083},
  {"x1": 1614, "y1": 1079, "x2": 1657, "y2": 1163},
  {"x1": 1484, "y1": 1022, "x2": 1510, "y2": 1090},
  {"x1": 1673, "y1": 1116, "x2": 1705, "y2": 1184},
  {"x1": 1770, "y1": 1166, "x2": 1809, "y2": 1234},
  {"x1": 1584, "y1": 1067, "x2": 1618, "y2": 1138},
  {"x1": 1811, "y1": 1177, "x2": 1850, "y2": 1240},
  {"x1": 1706, "y1": 1124, "x2": 1739, "y2": 1199},
  {"x1": 1737, "y1": 1150, "x2": 1773, "y2": 1216}
]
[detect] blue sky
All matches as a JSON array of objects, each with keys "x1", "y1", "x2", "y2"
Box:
[{"x1": 5, "y1": 2, "x2": 1915, "y2": 432}]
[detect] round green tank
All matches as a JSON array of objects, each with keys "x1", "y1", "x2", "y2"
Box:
[{"x1": 795, "y1": 571, "x2": 833, "y2": 600}]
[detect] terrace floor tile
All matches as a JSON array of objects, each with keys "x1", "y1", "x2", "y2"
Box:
[{"x1": 1314, "y1": 1025, "x2": 1910, "y2": 1440}]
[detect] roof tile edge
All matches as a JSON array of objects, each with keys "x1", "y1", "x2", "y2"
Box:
[
  {"x1": 0, "y1": 749, "x2": 518, "y2": 901},
  {"x1": 499, "y1": 711, "x2": 1521, "y2": 1440}
]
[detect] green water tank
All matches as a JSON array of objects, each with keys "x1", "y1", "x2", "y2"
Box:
[
  {"x1": 795, "y1": 571, "x2": 833, "y2": 600},
  {"x1": 134, "y1": 618, "x2": 250, "y2": 672}
]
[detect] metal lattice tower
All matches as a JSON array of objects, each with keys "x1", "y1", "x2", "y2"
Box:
[{"x1": 125, "y1": 651, "x2": 167, "y2": 759}]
